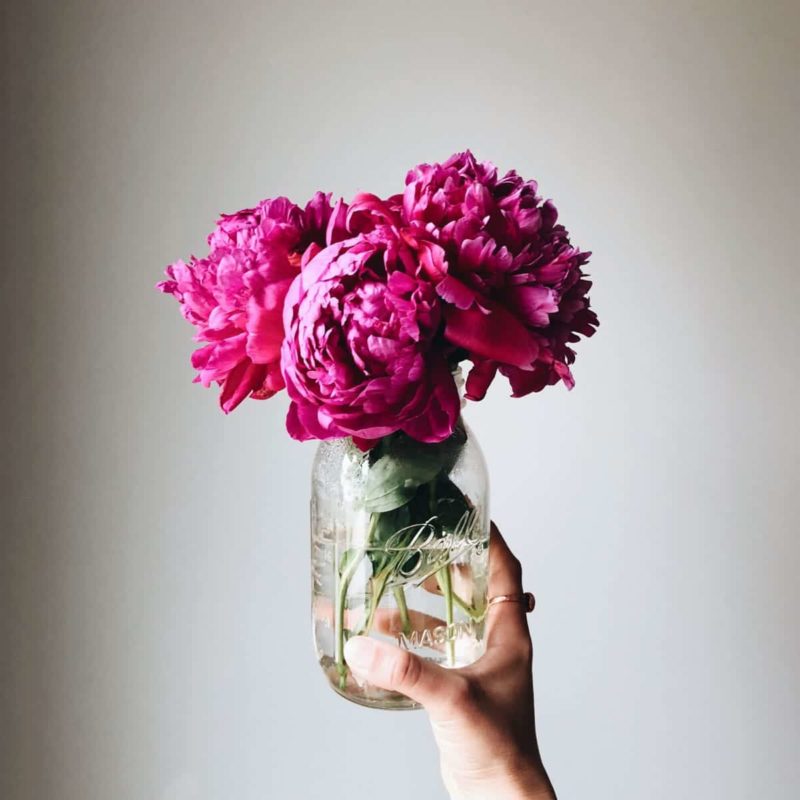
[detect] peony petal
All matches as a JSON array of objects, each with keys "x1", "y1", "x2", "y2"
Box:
[
  {"x1": 302, "y1": 191, "x2": 334, "y2": 247},
  {"x1": 443, "y1": 303, "x2": 538, "y2": 369},
  {"x1": 285, "y1": 400, "x2": 339, "y2": 441},
  {"x1": 553, "y1": 360, "x2": 575, "y2": 390},
  {"x1": 245, "y1": 305, "x2": 284, "y2": 363},
  {"x1": 499, "y1": 361, "x2": 567, "y2": 397},
  {"x1": 351, "y1": 436, "x2": 379, "y2": 452},
  {"x1": 401, "y1": 359, "x2": 460, "y2": 443},
  {"x1": 347, "y1": 193, "x2": 400, "y2": 231},
  {"x1": 464, "y1": 359, "x2": 498, "y2": 401},
  {"x1": 436, "y1": 274, "x2": 477, "y2": 310},
  {"x1": 220, "y1": 359, "x2": 265, "y2": 413},
  {"x1": 191, "y1": 334, "x2": 247, "y2": 376},
  {"x1": 502, "y1": 285, "x2": 558, "y2": 327},
  {"x1": 326, "y1": 198, "x2": 349, "y2": 245},
  {"x1": 417, "y1": 240, "x2": 448, "y2": 282}
]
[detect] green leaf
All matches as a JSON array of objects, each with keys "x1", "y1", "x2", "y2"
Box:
[
  {"x1": 362, "y1": 427, "x2": 468, "y2": 514},
  {"x1": 389, "y1": 424, "x2": 467, "y2": 473},
  {"x1": 364, "y1": 450, "x2": 443, "y2": 513},
  {"x1": 372, "y1": 504, "x2": 411, "y2": 546}
]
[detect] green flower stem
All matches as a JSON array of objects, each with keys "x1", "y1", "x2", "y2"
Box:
[
  {"x1": 335, "y1": 557, "x2": 358, "y2": 689},
  {"x1": 335, "y1": 550, "x2": 364, "y2": 690},
  {"x1": 393, "y1": 586, "x2": 412, "y2": 635},
  {"x1": 428, "y1": 479, "x2": 455, "y2": 666},
  {"x1": 362, "y1": 545, "x2": 410, "y2": 633},
  {"x1": 334, "y1": 515, "x2": 378, "y2": 690},
  {"x1": 437, "y1": 565, "x2": 456, "y2": 666},
  {"x1": 452, "y1": 590, "x2": 485, "y2": 621},
  {"x1": 364, "y1": 571, "x2": 390, "y2": 632}
]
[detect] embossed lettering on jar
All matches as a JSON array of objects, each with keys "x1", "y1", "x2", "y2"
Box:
[{"x1": 311, "y1": 417, "x2": 490, "y2": 709}]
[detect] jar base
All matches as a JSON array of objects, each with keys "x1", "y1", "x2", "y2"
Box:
[{"x1": 330, "y1": 683, "x2": 422, "y2": 711}]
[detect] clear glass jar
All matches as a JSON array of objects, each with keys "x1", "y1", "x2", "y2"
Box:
[{"x1": 311, "y1": 416, "x2": 490, "y2": 709}]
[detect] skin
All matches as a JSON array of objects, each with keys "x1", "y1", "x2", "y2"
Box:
[{"x1": 344, "y1": 523, "x2": 557, "y2": 800}]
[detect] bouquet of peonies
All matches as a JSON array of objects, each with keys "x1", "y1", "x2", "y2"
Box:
[{"x1": 159, "y1": 151, "x2": 598, "y2": 705}]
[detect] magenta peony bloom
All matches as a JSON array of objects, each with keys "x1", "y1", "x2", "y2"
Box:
[
  {"x1": 402, "y1": 151, "x2": 598, "y2": 400},
  {"x1": 159, "y1": 152, "x2": 599, "y2": 445},
  {"x1": 281, "y1": 227, "x2": 460, "y2": 448},
  {"x1": 158, "y1": 192, "x2": 342, "y2": 413}
]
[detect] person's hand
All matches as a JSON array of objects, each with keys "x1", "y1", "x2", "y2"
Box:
[{"x1": 344, "y1": 523, "x2": 556, "y2": 800}]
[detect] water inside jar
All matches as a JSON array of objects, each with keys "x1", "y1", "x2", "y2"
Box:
[{"x1": 312, "y1": 527, "x2": 489, "y2": 709}]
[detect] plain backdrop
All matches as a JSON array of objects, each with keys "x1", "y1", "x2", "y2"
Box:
[{"x1": 2, "y1": 1, "x2": 798, "y2": 799}]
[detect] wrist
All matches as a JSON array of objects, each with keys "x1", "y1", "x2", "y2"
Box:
[
  {"x1": 496, "y1": 759, "x2": 555, "y2": 800},
  {"x1": 445, "y1": 755, "x2": 555, "y2": 800}
]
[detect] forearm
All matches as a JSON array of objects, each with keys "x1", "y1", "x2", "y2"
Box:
[
  {"x1": 443, "y1": 758, "x2": 556, "y2": 800},
  {"x1": 486, "y1": 765, "x2": 555, "y2": 800}
]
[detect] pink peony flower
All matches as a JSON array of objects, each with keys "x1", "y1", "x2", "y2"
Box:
[
  {"x1": 402, "y1": 151, "x2": 598, "y2": 400},
  {"x1": 159, "y1": 152, "x2": 599, "y2": 443},
  {"x1": 158, "y1": 192, "x2": 342, "y2": 412},
  {"x1": 281, "y1": 227, "x2": 460, "y2": 448}
]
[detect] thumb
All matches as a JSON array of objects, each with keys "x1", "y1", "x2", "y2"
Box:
[{"x1": 344, "y1": 636, "x2": 457, "y2": 711}]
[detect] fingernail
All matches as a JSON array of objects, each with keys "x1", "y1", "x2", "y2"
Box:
[{"x1": 344, "y1": 636, "x2": 374, "y2": 674}]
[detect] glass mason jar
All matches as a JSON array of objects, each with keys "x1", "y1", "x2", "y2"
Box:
[{"x1": 311, "y1": 409, "x2": 490, "y2": 710}]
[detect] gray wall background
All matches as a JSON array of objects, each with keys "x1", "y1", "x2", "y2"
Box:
[{"x1": 3, "y1": 1, "x2": 798, "y2": 798}]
